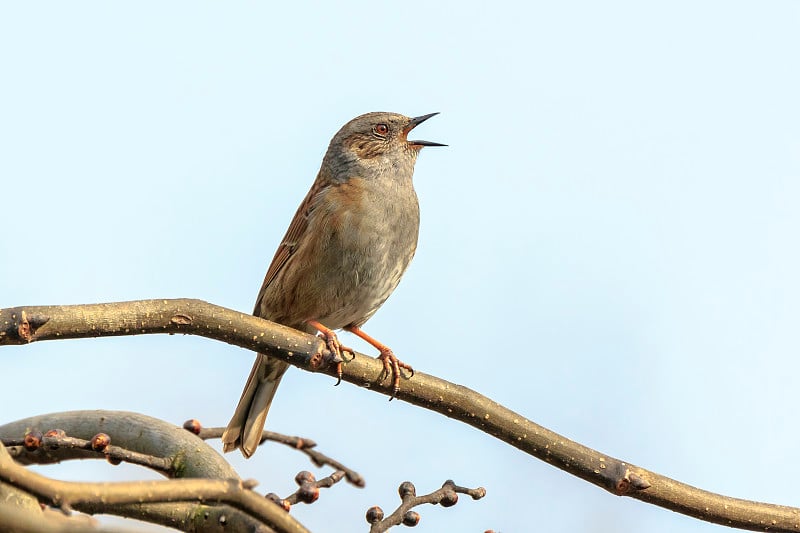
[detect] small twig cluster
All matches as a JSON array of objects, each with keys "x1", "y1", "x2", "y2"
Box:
[
  {"x1": 366, "y1": 480, "x2": 486, "y2": 532},
  {"x1": 186, "y1": 419, "x2": 365, "y2": 487},
  {"x1": 265, "y1": 470, "x2": 347, "y2": 511},
  {"x1": 4, "y1": 428, "x2": 173, "y2": 473}
]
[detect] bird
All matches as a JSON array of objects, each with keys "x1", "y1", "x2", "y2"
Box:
[{"x1": 222, "y1": 111, "x2": 444, "y2": 457}]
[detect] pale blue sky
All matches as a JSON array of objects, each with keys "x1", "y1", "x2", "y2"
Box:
[{"x1": 2, "y1": 2, "x2": 799, "y2": 532}]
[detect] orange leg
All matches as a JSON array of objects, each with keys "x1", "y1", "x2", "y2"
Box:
[
  {"x1": 345, "y1": 326, "x2": 413, "y2": 399},
  {"x1": 307, "y1": 320, "x2": 354, "y2": 386}
]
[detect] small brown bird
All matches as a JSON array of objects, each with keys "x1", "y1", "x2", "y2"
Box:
[{"x1": 222, "y1": 112, "x2": 444, "y2": 457}]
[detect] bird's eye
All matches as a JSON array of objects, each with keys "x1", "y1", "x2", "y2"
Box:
[{"x1": 374, "y1": 124, "x2": 389, "y2": 136}]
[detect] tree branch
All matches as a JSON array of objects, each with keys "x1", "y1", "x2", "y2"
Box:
[
  {"x1": 0, "y1": 502, "x2": 112, "y2": 533},
  {"x1": 0, "y1": 411, "x2": 293, "y2": 532},
  {"x1": 1, "y1": 299, "x2": 797, "y2": 532},
  {"x1": 0, "y1": 411, "x2": 236, "y2": 478},
  {"x1": 0, "y1": 441, "x2": 305, "y2": 533}
]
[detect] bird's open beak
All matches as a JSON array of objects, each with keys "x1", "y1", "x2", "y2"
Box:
[{"x1": 405, "y1": 112, "x2": 447, "y2": 147}]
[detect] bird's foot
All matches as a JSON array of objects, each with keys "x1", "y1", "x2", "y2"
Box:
[
  {"x1": 345, "y1": 326, "x2": 413, "y2": 400},
  {"x1": 376, "y1": 347, "x2": 414, "y2": 400},
  {"x1": 308, "y1": 320, "x2": 354, "y2": 386}
]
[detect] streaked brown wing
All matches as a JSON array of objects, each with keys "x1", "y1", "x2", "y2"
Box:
[{"x1": 253, "y1": 174, "x2": 329, "y2": 315}]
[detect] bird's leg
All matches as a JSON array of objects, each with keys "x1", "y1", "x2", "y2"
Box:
[
  {"x1": 345, "y1": 326, "x2": 414, "y2": 400},
  {"x1": 307, "y1": 320, "x2": 354, "y2": 386}
]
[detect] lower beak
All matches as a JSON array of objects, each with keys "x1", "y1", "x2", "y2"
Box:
[{"x1": 410, "y1": 139, "x2": 448, "y2": 147}]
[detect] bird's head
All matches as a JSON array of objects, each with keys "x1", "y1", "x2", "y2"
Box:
[{"x1": 324, "y1": 112, "x2": 445, "y2": 178}]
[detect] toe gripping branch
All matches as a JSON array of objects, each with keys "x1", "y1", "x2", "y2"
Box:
[{"x1": 307, "y1": 320, "x2": 354, "y2": 386}]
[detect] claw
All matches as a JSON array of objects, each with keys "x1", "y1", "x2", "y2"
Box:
[
  {"x1": 334, "y1": 347, "x2": 355, "y2": 386},
  {"x1": 334, "y1": 361, "x2": 342, "y2": 386}
]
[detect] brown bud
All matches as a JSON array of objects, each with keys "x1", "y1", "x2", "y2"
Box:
[
  {"x1": 365, "y1": 506, "x2": 384, "y2": 523},
  {"x1": 298, "y1": 485, "x2": 319, "y2": 504},
  {"x1": 107, "y1": 455, "x2": 122, "y2": 466},
  {"x1": 91, "y1": 433, "x2": 111, "y2": 452},
  {"x1": 43, "y1": 429, "x2": 66, "y2": 449},
  {"x1": 440, "y1": 489, "x2": 458, "y2": 507},
  {"x1": 23, "y1": 431, "x2": 43, "y2": 451},
  {"x1": 398, "y1": 481, "x2": 416, "y2": 499},
  {"x1": 402, "y1": 511, "x2": 420, "y2": 527},
  {"x1": 182, "y1": 419, "x2": 202, "y2": 434},
  {"x1": 295, "y1": 471, "x2": 315, "y2": 485},
  {"x1": 265, "y1": 493, "x2": 291, "y2": 512}
]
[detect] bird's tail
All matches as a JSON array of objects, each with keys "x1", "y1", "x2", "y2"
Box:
[{"x1": 222, "y1": 353, "x2": 289, "y2": 458}]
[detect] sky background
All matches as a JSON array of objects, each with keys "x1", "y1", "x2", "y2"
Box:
[{"x1": 2, "y1": 1, "x2": 799, "y2": 532}]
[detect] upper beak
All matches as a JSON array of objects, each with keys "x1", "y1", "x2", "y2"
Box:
[{"x1": 405, "y1": 112, "x2": 447, "y2": 147}]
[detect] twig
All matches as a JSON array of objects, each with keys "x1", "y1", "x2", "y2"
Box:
[
  {"x1": 367, "y1": 480, "x2": 486, "y2": 532},
  {"x1": 197, "y1": 424, "x2": 365, "y2": 487},
  {"x1": 3, "y1": 431, "x2": 173, "y2": 474},
  {"x1": 283, "y1": 470, "x2": 346, "y2": 506},
  {"x1": 195, "y1": 423, "x2": 316, "y2": 450}
]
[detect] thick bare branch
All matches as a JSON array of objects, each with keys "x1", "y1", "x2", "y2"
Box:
[
  {"x1": 0, "y1": 441, "x2": 306, "y2": 533},
  {"x1": 1, "y1": 299, "x2": 798, "y2": 531},
  {"x1": 0, "y1": 412, "x2": 286, "y2": 532},
  {"x1": 0, "y1": 478, "x2": 48, "y2": 531},
  {"x1": 0, "y1": 411, "x2": 236, "y2": 479},
  {"x1": 0, "y1": 502, "x2": 112, "y2": 533},
  {"x1": 75, "y1": 502, "x2": 276, "y2": 533}
]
